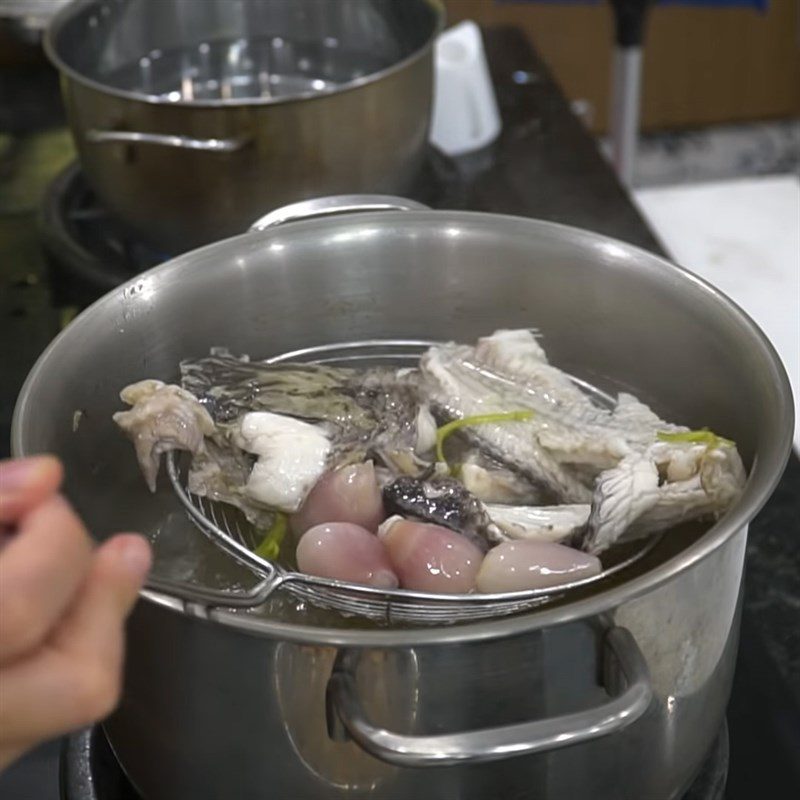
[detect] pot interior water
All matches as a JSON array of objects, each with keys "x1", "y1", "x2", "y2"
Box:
[
  {"x1": 48, "y1": 0, "x2": 441, "y2": 103},
  {"x1": 101, "y1": 35, "x2": 391, "y2": 102}
]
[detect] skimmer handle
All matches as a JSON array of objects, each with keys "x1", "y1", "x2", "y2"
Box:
[
  {"x1": 249, "y1": 195, "x2": 430, "y2": 231},
  {"x1": 327, "y1": 626, "x2": 652, "y2": 766}
]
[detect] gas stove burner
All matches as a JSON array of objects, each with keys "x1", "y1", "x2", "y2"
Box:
[
  {"x1": 61, "y1": 722, "x2": 729, "y2": 800},
  {"x1": 38, "y1": 152, "x2": 461, "y2": 310},
  {"x1": 38, "y1": 162, "x2": 171, "y2": 309}
]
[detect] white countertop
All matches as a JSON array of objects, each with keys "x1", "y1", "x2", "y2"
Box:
[{"x1": 634, "y1": 175, "x2": 800, "y2": 451}]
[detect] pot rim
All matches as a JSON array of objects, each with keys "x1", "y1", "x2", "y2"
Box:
[
  {"x1": 43, "y1": 0, "x2": 445, "y2": 109},
  {"x1": 12, "y1": 209, "x2": 794, "y2": 646}
]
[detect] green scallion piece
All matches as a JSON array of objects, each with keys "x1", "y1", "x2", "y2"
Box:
[
  {"x1": 254, "y1": 512, "x2": 288, "y2": 561},
  {"x1": 656, "y1": 428, "x2": 735, "y2": 449},
  {"x1": 435, "y1": 410, "x2": 534, "y2": 466}
]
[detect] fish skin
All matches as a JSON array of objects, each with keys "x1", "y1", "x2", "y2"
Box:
[
  {"x1": 181, "y1": 352, "x2": 427, "y2": 473},
  {"x1": 471, "y1": 331, "x2": 686, "y2": 462},
  {"x1": 582, "y1": 454, "x2": 661, "y2": 554},
  {"x1": 475, "y1": 329, "x2": 604, "y2": 420},
  {"x1": 382, "y1": 476, "x2": 495, "y2": 551},
  {"x1": 581, "y1": 440, "x2": 747, "y2": 554},
  {"x1": 420, "y1": 344, "x2": 593, "y2": 503}
]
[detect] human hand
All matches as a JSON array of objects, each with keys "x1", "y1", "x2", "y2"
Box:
[{"x1": 0, "y1": 456, "x2": 152, "y2": 771}]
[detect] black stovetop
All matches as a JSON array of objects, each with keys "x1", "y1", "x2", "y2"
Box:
[{"x1": 1, "y1": 25, "x2": 798, "y2": 800}]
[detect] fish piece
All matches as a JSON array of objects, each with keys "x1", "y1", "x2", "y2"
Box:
[
  {"x1": 378, "y1": 517, "x2": 483, "y2": 594},
  {"x1": 420, "y1": 344, "x2": 593, "y2": 503},
  {"x1": 459, "y1": 461, "x2": 544, "y2": 504},
  {"x1": 382, "y1": 476, "x2": 494, "y2": 551},
  {"x1": 181, "y1": 352, "x2": 370, "y2": 427},
  {"x1": 415, "y1": 404, "x2": 438, "y2": 455},
  {"x1": 372, "y1": 447, "x2": 431, "y2": 478},
  {"x1": 535, "y1": 426, "x2": 629, "y2": 471},
  {"x1": 458, "y1": 461, "x2": 543, "y2": 504},
  {"x1": 582, "y1": 454, "x2": 661, "y2": 554},
  {"x1": 535, "y1": 392, "x2": 680, "y2": 472},
  {"x1": 234, "y1": 412, "x2": 331, "y2": 513},
  {"x1": 608, "y1": 393, "x2": 684, "y2": 448},
  {"x1": 631, "y1": 440, "x2": 746, "y2": 535},
  {"x1": 458, "y1": 450, "x2": 544, "y2": 504},
  {"x1": 113, "y1": 380, "x2": 215, "y2": 491},
  {"x1": 484, "y1": 503, "x2": 591, "y2": 543},
  {"x1": 185, "y1": 437, "x2": 278, "y2": 527},
  {"x1": 181, "y1": 351, "x2": 430, "y2": 473},
  {"x1": 474, "y1": 329, "x2": 604, "y2": 420},
  {"x1": 471, "y1": 331, "x2": 683, "y2": 465},
  {"x1": 355, "y1": 368, "x2": 429, "y2": 455},
  {"x1": 581, "y1": 440, "x2": 746, "y2": 554},
  {"x1": 296, "y1": 522, "x2": 398, "y2": 589},
  {"x1": 290, "y1": 462, "x2": 385, "y2": 538},
  {"x1": 476, "y1": 540, "x2": 601, "y2": 593}
]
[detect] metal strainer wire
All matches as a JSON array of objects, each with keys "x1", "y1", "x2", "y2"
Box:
[{"x1": 166, "y1": 340, "x2": 662, "y2": 625}]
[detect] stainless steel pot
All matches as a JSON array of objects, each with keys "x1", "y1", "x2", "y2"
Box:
[
  {"x1": 12, "y1": 198, "x2": 793, "y2": 799},
  {"x1": 44, "y1": 0, "x2": 443, "y2": 251}
]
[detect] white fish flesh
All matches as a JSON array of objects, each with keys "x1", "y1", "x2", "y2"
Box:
[
  {"x1": 415, "y1": 404, "x2": 438, "y2": 455},
  {"x1": 484, "y1": 503, "x2": 591, "y2": 543},
  {"x1": 459, "y1": 452, "x2": 544, "y2": 504},
  {"x1": 234, "y1": 412, "x2": 331, "y2": 513}
]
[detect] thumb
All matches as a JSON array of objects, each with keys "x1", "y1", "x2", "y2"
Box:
[{"x1": 53, "y1": 534, "x2": 152, "y2": 662}]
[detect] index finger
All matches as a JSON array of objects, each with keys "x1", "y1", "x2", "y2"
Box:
[{"x1": 0, "y1": 456, "x2": 63, "y2": 525}]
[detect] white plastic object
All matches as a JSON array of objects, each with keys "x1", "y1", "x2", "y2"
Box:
[{"x1": 429, "y1": 21, "x2": 502, "y2": 157}]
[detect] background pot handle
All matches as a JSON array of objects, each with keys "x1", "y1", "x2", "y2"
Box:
[
  {"x1": 327, "y1": 626, "x2": 652, "y2": 767},
  {"x1": 85, "y1": 129, "x2": 249, "y2": 153},
  {"x1": 249, "y1": 195, "x2": 430, "y2": 231}
]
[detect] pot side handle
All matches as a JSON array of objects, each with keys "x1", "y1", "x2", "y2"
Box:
[
  {"x1": 249, "y1": 195, "x2": 430, "y2": 231},
  {"x1": 327, "y1": 626, "x2": 652, "y2": 767},
  {"x1": 85, "y1": 129, "x2": 249, "y2": 153}
]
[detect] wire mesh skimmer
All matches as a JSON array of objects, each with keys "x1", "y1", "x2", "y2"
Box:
[{"x1": 166, "y1": 339, "x2": 662, "y2": 625}]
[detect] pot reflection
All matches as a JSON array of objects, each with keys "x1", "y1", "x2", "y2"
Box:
[{"x1": 275, "y1": 643, "x2": 419, "y2": 790}]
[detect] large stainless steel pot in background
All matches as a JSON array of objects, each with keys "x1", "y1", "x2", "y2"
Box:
[
  {"x1": 44, "y1": 0, "x2": 443, "y2": 251},
  {"x1": 12, "y1": 198, "x2": 793, "y2": 799}
]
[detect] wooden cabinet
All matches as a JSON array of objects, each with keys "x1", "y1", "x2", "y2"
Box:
[{"x1": 444, "y1": 0, "x2": 800, "y2": 132}]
